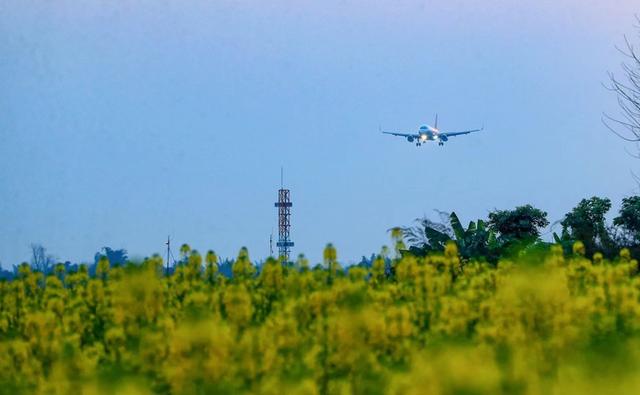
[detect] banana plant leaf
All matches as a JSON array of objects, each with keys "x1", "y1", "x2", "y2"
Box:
[{"x1": 450, "y1": 212, "x2": 466, "y2": 243}]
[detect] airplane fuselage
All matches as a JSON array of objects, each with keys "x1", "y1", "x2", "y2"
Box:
[{"x1": 413, "y1": 126, "x2": 442, "y2": 144}]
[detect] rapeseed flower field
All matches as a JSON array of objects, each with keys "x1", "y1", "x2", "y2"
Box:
[{"x1": 1, "y1": 243, "x2": 640, "y2": 395}]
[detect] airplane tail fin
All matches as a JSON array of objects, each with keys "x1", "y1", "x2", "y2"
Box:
[{"x1": 434, "y1": 114, "x2": 438, "y2": 130}]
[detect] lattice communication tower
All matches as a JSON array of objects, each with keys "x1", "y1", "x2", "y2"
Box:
[{"x1": 274, "y1": 171, "x2": 294, "y2": 261}]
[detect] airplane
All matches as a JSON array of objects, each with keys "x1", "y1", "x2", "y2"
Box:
[{"x1": 382, "y1": 115, "x2": 483, "y2": 146}]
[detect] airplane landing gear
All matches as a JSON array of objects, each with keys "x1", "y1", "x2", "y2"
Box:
[{"x1": 438, "y1": 142, "x2": 444, "y2": 146}]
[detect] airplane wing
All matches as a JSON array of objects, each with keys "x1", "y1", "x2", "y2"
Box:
[
  {"x1": 441, "y1": 127, "x2": 483, "y2": 138},
  {"x1": 382, "y1": 131, "x2": 419, "y2": 138}
]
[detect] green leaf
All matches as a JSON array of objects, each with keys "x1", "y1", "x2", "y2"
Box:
[
  {"x1": 488, "y1": 231, "x2": 499, "y2": 250},
  {"x1": 450, "y1": 212, "x2": 465, "y2": 242},
  {"x1": 466, "y1": 221, "x2": 476, "y2": 235},
  {"x1": 424, "y1": 226, "x2": 451, "y2": 250}
]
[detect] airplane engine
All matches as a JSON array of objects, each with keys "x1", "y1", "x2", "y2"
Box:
[
  {"x1": 439, "y1": 135, "x2": 448, "y2": 142},
  {"x1": 407, "y1": 136, "x2": 414, "y2": 143}
]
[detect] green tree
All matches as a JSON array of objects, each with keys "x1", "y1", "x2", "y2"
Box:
[
  {"x1": 94, "y1": 247, "x2": 128, "y2": 267},
  {"x1": 614, "y1": 196, "x2": 640, "y2": 244},
  {"x1": 487, "y1": 205, "x2": 549, "y2": 247},
  {"x1": 561, "y1": 197, "x2": 614, "y2": 257}
]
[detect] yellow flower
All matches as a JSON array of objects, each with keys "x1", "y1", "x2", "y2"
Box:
[{"x1": 573, "y1": 241, "x2": 586, "y2": 256}]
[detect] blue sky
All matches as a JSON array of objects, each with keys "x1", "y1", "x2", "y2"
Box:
[{"x1": 1, "y1": 0, "x2": 639, "y2": 267}]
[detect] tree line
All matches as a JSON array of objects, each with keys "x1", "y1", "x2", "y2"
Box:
[
  {"x1": 401, "y1": 196, "x2": 640, "y2": 263},
  {"x1": 4, "y1": 194, "x2": 640, "y2": 280}
]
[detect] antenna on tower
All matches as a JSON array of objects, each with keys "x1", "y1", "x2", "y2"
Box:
[
  {"x1": 269, "y1": 230, "x2": 274, "y2": 256},
  {"x1": 165, "y1": 235, "x2": 177, "y2": 275},
  {"x1": 281, "y1": 166, "x2": 284, "y2": 189},
  {"x1": 165, "y1": 235, "x2": 171, "y2": 276}
]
